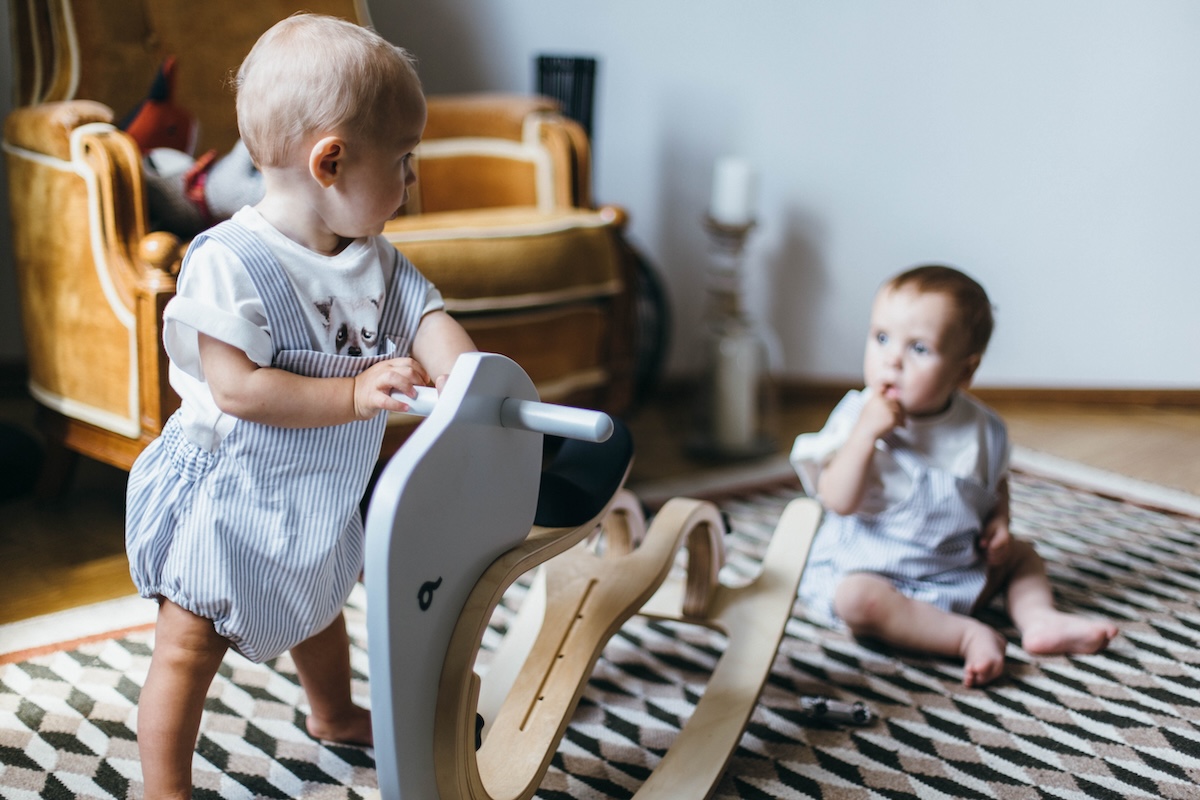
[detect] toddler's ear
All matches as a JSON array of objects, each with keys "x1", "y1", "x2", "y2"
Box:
[
  {"x1": 310, "y1": 136, "x2": 345, "y2": 187},
  {"x1": 958, "y1": 352, "x2": 982, "y2": 387}
]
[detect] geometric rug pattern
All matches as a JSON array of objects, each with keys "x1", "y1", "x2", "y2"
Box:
[{"x1": 3, "y1": 470, "x2": 1200, "y2": 799}]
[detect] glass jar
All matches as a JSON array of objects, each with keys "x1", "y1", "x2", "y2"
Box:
[{"x1": 687, "y1": 233, "x2": 778, "y2": 460}]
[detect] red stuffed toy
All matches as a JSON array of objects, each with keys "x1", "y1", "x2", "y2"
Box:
[{"x1": 120, "y1": 56, "x2": 197, "y2": 155}]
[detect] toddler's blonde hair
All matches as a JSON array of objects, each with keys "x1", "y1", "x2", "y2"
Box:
[{"x1": 236, "y1": 14, "x2": 423, "y2": 168}]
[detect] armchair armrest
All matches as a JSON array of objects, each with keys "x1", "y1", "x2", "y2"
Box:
[
  {"x1": 4, "y1": 100, "x2": 181, "y2": 454},
  {"x1": 3, "y1": 100, "x2": 114, "y2": 159},
  {"x1": 7, "y1": 101, "x2": 185, "y2": 277}
]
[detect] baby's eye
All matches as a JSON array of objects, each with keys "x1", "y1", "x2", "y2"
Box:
[
  {"x1": 875, "y1": 331, "x2": 888, "y2": 345},
  {"x1": 910, "y1": 341, "x2": 930, "y2": 355}
]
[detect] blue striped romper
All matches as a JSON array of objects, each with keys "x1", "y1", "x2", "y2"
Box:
[
  {"x1": 126, "y1": 220, "x2": 431, "y2": 663},
  {"x1": 795, "y1": 391, "x2": 1009, "y2": 628}
]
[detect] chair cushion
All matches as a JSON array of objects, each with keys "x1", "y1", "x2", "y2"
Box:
[{"x1": 384, "y1": 207, "x2": 625, "y2": 312}]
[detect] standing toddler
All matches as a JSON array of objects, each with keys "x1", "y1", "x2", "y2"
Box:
[{"x1": 125, "y1": 14, "x2": 476, "y2": 797}]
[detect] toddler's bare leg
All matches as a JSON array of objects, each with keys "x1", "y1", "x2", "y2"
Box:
[
  {"x1": 290, "y1": 612, "x2": 372, "y2": 745},
  {"x1": 138, "y1": 600, "x2": 229, "y2": 800},
  {"x1": 1000, "y1": 540, "x2": 1118, "y2": 655},
  {"x1": 835, "y1": 573, "x2": 1007, "y2": 687}
]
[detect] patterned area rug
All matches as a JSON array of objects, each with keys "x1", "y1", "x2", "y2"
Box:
[{"x1": 3, "y1": 469, "x2": 1200, "y2": 799}]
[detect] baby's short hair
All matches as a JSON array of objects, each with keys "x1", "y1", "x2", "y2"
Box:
[
  {"x1": 886, "y1": 264, "x2": 995, "y2": 356},
  {"x1": 236, "y1": 14, "x2": 423, "y2": 167}
]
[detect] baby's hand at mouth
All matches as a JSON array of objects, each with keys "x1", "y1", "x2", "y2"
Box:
[{"x1": 860, "y1": 386, "x2": 905, "y2": 439}]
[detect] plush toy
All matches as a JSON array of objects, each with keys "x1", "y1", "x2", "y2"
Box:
[
  {"x1": 123, "y1": 56, "x2": 264, "y2": 238},
  {"x1": 119, "y1": 56, "x2": 197, "y2": 155},
  {"x1": 143, "y1": 140, "x2": 265, "y2": 239}
]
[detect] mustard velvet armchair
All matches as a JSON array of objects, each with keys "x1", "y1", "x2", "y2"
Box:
[{"x1": 4, "y1": 0, "x2": 637, "y2": 492}]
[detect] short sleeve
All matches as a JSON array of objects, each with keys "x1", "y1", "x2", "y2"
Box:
[
  {"x1": 423, "y1": 285, "x2": 445, "y2": 316},
  {"x1": 162, "y1": 237, "x2": 275, "y2": 382},
  {"x1": 986, "y1": 405, "x2": 1011, "y2": 490},
  {"x1": 789, "y1": 389, "x2": 866, "y2": 497}
]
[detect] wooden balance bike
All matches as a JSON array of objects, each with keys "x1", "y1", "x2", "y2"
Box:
[{"x1": 363, "y1": 353, "x2": 820, "y2": 799}]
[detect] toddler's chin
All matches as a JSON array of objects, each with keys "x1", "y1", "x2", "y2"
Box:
[{"x1": 907, "y1": 397, "x2": 955, "y2": 418}]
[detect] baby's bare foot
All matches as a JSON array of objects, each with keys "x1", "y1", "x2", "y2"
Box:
[
  {"x1": 306, "y1": 704, "x2": 373, "y2": 746},
  {"x1": 1021, "y1": 610, "x2": 1118, "y2": 655},
  {"x1": 961, "y1": 623, "x2": 1007, "y2": 688}
]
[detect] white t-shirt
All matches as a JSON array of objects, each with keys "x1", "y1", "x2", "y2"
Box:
[
  {"x1": 790, "y1": 388, "x2": 1009, "y2": 515},
  {"x1": 163, "y1": 206, "x2": 444, "y2": 451}
]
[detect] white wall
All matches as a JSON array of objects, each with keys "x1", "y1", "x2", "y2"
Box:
[
  {"x1": 2, "y1": 2, "x2": 1198, "y2": 388},
  {"x1": 374, "y1": 0, "x2": 1200, "y2": 388}
]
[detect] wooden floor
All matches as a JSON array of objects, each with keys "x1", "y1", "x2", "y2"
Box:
[{"x1": 2, "y1": 390, "x2": 1198, "y2": 626}]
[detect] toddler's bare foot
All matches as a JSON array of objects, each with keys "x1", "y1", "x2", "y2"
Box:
[
  {"x1": 306, "y1": 704, "x2": 373, "y2": 746},
  {"x1": 961, "y1": 623, "x2": 1007, "y2": 688},
  {"x1": 1021, "y1": 610, "x2": 1117, "y2": 655}
]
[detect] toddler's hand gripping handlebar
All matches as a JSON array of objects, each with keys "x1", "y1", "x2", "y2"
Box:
[{"x1": 394, "y1": 385, "x2": 614, "y2": 443}]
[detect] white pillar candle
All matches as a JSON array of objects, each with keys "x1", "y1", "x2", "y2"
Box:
[{"x1": 709, "y1": 157, "x2": 756, "y2": 226}]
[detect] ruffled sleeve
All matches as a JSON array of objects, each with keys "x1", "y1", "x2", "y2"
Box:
[{"x1": 162, "y1": 236, "x2": 275, "y2": 381}]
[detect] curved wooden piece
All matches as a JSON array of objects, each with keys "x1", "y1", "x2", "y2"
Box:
[
  {"x1": 74, "y1": 124, "x2": 149, "y2": 299},
  {"x1": 432, "y1": 494, "x2": 820, "y2": 800},
  {"x1": 475, "y1": 490, "x2": 648, "y2": 733},
  {"x1": 435, "y1": 496, "x2": 728, "y2": 800},
  {"x1": 632, "y1": 497, "x2": 821, "y2": 800}
]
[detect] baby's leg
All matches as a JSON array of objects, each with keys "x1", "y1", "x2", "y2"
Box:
[
  {"x1": 138, "y1": 600, "x2": 229, "y2": 800},
  {"x1": 835, "y1": 573, "x2": 1007, "y2": 687},
  {"x1": 290, "y1": 612, "x2": 372, "y2": 745},
  {"x1": 999, "y1": 539, "x2": 1118, "y2": 655}
]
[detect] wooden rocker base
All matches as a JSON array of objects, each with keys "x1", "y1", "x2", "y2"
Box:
[
  {"x1": 443, "y1": 491, "x2": 820, "y2": 800},
  {"x1": 364, "y1": 353, "x2": 820, "y2": 800}
]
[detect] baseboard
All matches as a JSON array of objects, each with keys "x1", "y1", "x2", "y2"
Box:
[
  {"x1": 967, "y1": 386, "x2": 1200, "y2": 407},
  {"x1": 781, "y1": 382, "x2": 1200, "y2": 408},
  {"x1": 655, "y1": 377, "x2": 1200, "y2": 408}
]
